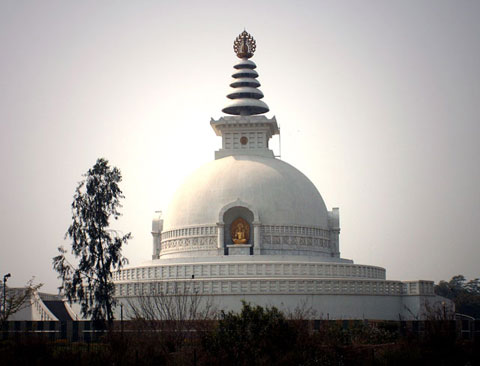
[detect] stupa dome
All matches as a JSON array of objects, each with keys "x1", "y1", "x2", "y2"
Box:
[
  {"x1": 154, "y1": 31, "x2": 337, "y2": 260},
  {"x1": 163, "y1": 155, "x2": 329, "y2": 231}
]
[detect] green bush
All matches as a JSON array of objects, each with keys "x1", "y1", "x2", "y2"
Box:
[{"x1": 203, "y1": 301, "x2": 297, "y2": 365}]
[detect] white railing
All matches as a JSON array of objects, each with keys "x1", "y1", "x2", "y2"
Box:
[{"x1": 113, "y1": 262, "x2": 386, "y2": 282}]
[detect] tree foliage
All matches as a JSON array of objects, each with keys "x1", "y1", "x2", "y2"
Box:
[
  {"x1": 53, "y1": 158, "x2": 130, "y2": 324},
  {"x1": 204, "y1": 301, "x2": 297, "y2": 365},
  {"x1": 435, "y1": 275, "x2": 480, "y2": 319}
]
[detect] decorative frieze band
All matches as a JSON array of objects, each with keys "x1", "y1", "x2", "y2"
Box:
[
  {"x1": 161, "y1": 236, "x2": 217, "y2": 251},
  {"x1": 262, "y1": 236, "x2": 329, "y2": 247},
  {"x1": 115, "y1": 278, "x2": 434, "y2": 298},
  {"x1": 261, "y1": 225, "x2": 331, "y2": 252},
  {"x1": 161, "y1": 226, "x2": 217, "y2": 240},
  {"x1": 261, "y1": 225, "x2": 330, "y2": 238},
  {"x1": 160, "y1": 226, "x2": 218, "y2": 254},
  {"x1": 160, "y1": 225, "x2": 334, "y2": 256}
]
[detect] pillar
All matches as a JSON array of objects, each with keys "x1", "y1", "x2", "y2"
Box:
[
  {"x1": 217, "y1": 222, "x2": 225, "y2": 249},
  {"x1": 253, "y1": 221, "x2": 261, "y2": 255}
]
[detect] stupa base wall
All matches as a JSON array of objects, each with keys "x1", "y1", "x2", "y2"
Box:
[{"x1": 116, "y1": 292, "x2": 449, "y2": 321}]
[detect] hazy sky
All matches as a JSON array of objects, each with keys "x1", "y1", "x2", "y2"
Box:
[{"x1": 1, "y1": 1, "x2": 479, "y2": 293}]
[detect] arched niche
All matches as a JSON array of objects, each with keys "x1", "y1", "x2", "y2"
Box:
[
  {"x1": 223, "y1": 206, "x2": 254, "y2": 247},
  {"x1": 218, "y1": 199, "x2": 259, "y2": 223}
]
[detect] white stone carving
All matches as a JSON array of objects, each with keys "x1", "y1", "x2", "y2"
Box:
[
  {"x1": 113, "y1": 261, "x2": 386, "y2": 282},
  {"x1": 260, "y1": 225, "x2": 334, "y2": 255},
  {"x1": 115, "y1": 278, "x2": 434, "y2": 298},
  {"x1": 160, "y1": 225, "x2": 218, "y2": 256}
]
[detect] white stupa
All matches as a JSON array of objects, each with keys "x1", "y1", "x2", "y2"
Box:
[{"x1": 113, "y1": 31, "x2": 448, "y2": 320}]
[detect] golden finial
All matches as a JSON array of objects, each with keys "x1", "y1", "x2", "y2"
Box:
[{"x1": 233, "y1": 30, "x2": 256, "y2": 59}]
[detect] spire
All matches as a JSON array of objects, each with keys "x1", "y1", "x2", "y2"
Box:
[{"x1": 222, "y1": 30, "x2": 269, "y2": 116}]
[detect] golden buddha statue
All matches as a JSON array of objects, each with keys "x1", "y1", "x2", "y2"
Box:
[{"x1": 231, "y1": 218, "x2": 250, "y2": 244}]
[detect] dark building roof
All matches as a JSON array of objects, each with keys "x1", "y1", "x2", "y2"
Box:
[{"x1": 43, "y1": 300, "x2": 74, "y2": 321}]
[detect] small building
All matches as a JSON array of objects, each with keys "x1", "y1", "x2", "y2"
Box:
[{"x1": 1, "y1": 286, "x2": 77, "y2": 321}]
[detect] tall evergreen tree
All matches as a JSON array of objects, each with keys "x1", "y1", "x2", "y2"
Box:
[{"x1": 53, "y1": 158, "x2": 130, "y2": 325}]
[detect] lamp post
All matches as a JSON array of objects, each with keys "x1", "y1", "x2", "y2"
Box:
[
  {"x1": 120, "y1": 303, "x2": 124, "y2": 336},
  {"x1": 3, "y1": 273, "x2": 11, "y2": 320}
]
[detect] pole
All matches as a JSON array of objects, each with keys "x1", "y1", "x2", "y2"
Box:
[
  {"x1": 3, "y1": 273, "x2": 11, "y2": 320},
  {"x1": 120, "y1": 303, "x2": 124, "y2": 335}
]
